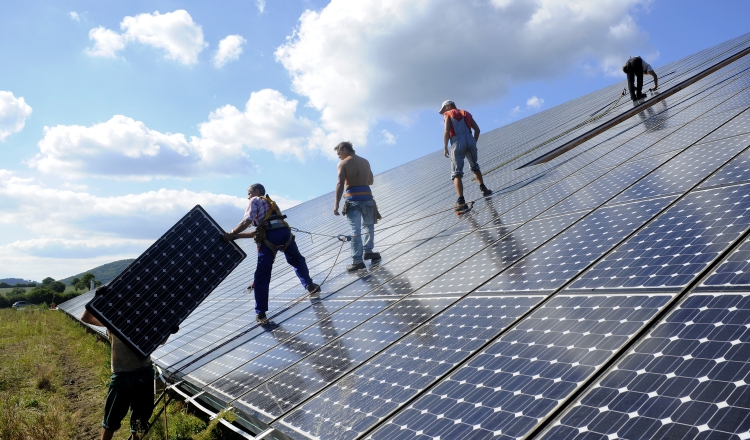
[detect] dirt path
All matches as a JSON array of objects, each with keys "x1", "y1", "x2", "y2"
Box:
[{"x1": 58, "y1": 348, "x2": 104, "y2": 440}]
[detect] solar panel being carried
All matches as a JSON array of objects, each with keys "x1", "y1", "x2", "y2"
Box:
[{"x1": 58, "y1": 32, "x2": 750, "y2": 439}]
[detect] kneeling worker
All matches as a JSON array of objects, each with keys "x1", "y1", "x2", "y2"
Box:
[
  {"x1": 81, "y1": 309, "x2": 164, "y2": 440},
  {"x1": 224, "y1": 183, "x2": 320, "y2": 324},
  {"x1": 623, "y1": 56, "x2": 658, "y2": 101}
]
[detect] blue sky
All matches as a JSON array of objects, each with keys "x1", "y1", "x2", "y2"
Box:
[{"x1": 1, "y1": 0, "x2": 748, "y2": 281}]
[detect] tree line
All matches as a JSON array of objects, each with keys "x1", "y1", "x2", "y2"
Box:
[{"x1": 0, "y1": 273, "x2": 102, "y2": 308}]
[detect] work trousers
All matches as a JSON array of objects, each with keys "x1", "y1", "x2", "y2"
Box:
[
  {"x1": 626, "y1": 56, "x2": 644, "y2": 100},
  {"x1": 345, "y1": 200, "x2": 375, "y2": 264},
  {"x1": 253, "y1": 227, "x2": 312, "y2": 314}
]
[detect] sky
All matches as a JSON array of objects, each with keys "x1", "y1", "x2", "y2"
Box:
[{"x1": 1, "y1": 0, "x2": 749, "y2": 281}]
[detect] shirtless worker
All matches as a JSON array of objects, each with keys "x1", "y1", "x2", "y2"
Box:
[
  {"x1": 333, "y1": 142, "x2": 381, "y2": 271},
  {"x1": 622, "y1": 56, "x2": 658, "y2": 101},
  {"x1": 439, "y1": 100, "x2": 492, "y2": 212}
]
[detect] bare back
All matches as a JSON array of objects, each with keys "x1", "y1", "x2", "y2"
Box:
[{"x1": 340, "y1": 155, "x2": 374, "y2": 189}]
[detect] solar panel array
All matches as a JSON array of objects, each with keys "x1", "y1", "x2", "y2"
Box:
[{"x1": 59, "y1": 33, "x2": 750, "y2": 439}]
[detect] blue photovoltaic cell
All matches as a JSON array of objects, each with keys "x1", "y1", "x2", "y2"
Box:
[
  {"x1": 609, "y1": 136, "x2": 750, "y2": 204},
  {"x1": 701, "y1": 236, "x2": 750, "y2": 288},
  {"x1": 276, "y1": 295, "x2": 545, "y2": 440},
  {"x1": 569, "y1": 183, "x2": 750, "y2": 291},
  {"x1": 367, "y1": 294, "x2": 672, "y2": 440},
  {"x1": 85, "y1": 205, "x2": 247, "y2": 357},
  {"x1": 699, "y1": 135, "x2": 750, "y2": 189},
  {"x1": 542, "y1": 293, "x2": 750, "y2": 440},
  {"x1": 478, "y1": 197, "x2": 673, "y2": 293},
  {"x1": 233, "y1": 296, "x2": 457, "y2": 422}
]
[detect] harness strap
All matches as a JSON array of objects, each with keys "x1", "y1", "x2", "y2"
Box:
[{"x1": 263, "y1": 233, "x2": 294, "y2": 253}]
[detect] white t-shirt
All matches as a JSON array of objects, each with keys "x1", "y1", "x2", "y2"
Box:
[{"x1": 641, "y1": 60, "x2": 654, "y2": 73}]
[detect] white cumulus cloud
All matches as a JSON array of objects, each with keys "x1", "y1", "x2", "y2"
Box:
[
  {"x1": 29, "y1": 115, "x2": 254, "y2": 180},
  {"x1": 28, "y1": 89, "x2": 330, "y2": 179},
  {"x1": 69, "y1": 11, "x2": 80, "y2": 21},
  {"x1": 256, "y1": 0, "x2": 266, "y2": 13},
  {"x1": 0, "y1": 91, "x2": 33, "y2": 142},
  {"x1": 197, "y1": 89, "x2": 326, "y2": 160},
  {"x1": 276, "y1": 0, "x2": 650, "y2": 146},
  {"x1": 381, "y1": 129, "x2": 397, "y2": 145},
  {"x1": 526, "y1": 95, "x2": 544, "y2": 109},
  {"x1": 86, "y1": 10, "x2": 207, "y2": 65},
  {"x1": 213, "y1": 35, "x2": 246, "y2": 68}
]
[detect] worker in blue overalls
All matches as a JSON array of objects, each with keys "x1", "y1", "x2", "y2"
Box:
[
  {"x1": 440, "y1": 100, "x2": 492, "y2": 213},
  {"x1": 224, "y1": 183, "x2": 320, "y2": 324}
]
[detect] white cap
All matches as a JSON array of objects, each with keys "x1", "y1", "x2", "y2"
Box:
[{"x1": 439, "y1": 100, "x2": 454, "y2": 113}]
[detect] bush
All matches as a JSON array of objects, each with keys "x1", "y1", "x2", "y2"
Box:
[
  {"x1": 26, "y1": 287, "x2": 56, "y2": 305},
  {"x1": 0, "y1": 297, "x2": 9, "y2": 309},
  {"x1": 0, "y1": 282, "x2": 9, "y2": 288},
  {"x1": 53, "y1": 292, "x2": 79, "y2": 304},
  {"x1": 49, "y1": 281, "x2": 66, "y2": 293}
]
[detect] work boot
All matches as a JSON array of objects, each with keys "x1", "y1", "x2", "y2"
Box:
[
  {"x1": 364, "y1": 251, "x2": 381, "y2": 261},
  {"x1": 635, "y1": 92, "x2": 648, "y2": 100},
  {"x1": 256, "y1": 313, "x2": 269, "y2": 325},
  {"x1": 455, "y1": 196, "x2": 468, "y2": 212},
  {"x1": 347, "y1": 262, "x2": 366, "y2": 271},
  {"x1": 306, "y1": 282, "x2": 321, "y2": 294},
  {"x1": 479, "y1": 184, "x2": 492, "y2": 197}
]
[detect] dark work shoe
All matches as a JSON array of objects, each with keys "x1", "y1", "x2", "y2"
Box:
[
  {"x1": 256, "y1": 313, "x2": 269, "y2": 325},
  {"x1": 455, "y1": 196, "x2": 468, "y2": 212},
  {"x1": 479, "y1": 185, "x2": 492, "y2": 197},
  {"x1": 347, "y1": 262, "x2": 366, "y2": 271},
  {"x1": 306, "y1": 283, "x2": 321, "y2": 294},
  {"x1": 364, "y1": 252, "x2": 381, "y2": 261},
  {"x1": 635, "y1": 93, "x2": 647, "y2": 100}
]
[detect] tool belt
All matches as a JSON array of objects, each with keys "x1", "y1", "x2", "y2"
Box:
[{"x1": 342, "y1": 199, "x2": 382, "y2": 224}]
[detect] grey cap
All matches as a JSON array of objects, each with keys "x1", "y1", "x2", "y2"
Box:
[{"x1": 439, "y1": 100, "x2": 454, "y2": 113}]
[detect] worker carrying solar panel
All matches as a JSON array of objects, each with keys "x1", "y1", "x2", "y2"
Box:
[
  {"x1": 223, "y1": 183, "x2": 321, "y2": 325},
  {"x1": 80, "y1": 309, "x2": 176, "y2": 440},
  {"x1": 622, "y1": 56, "x2": 658, "y2": 101},
  {"x1": 439, "y1": 100, "x2": 492, "y2": 213},
  {"x1": 332, "y1": 141, "x2": 382, "y2": 272}
]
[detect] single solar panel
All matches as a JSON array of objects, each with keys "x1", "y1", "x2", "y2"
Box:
[{"x1": 85, "y1": 205, "x2": 246, "y2": 358}]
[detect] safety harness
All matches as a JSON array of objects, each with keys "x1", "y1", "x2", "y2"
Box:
[{"x1": 254, "y1": 195, "x2": 294, "y2": 253}]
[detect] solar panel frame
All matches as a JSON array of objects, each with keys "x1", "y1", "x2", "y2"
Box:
[{"x1": 85, "y1": 205, "x2": 247, "y2": 358}]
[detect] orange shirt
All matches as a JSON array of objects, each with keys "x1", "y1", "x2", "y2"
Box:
[{"x1": 443, "y1": 109, "x2": 473, "y2": 138}]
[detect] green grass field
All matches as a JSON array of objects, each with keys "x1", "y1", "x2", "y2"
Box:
[{"x1": 0, "y1": 308, "x2": 232, "y2": 440}]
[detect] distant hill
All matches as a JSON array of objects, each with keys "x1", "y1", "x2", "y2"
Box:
[
  {"x1": 0, "y1": 278, "x2": 39, "y2": 285},
  {"x1": 58, "y1": 259, "x2": 136, "y2": 286}
]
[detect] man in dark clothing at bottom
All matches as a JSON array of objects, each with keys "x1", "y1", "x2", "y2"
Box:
[
  {"x1": 81, "y1": 309, "x2": 160, "y2": 440},
  {"x1": 224, "y1": 183, "x2": 320, "y2": 324},
  {"x1": 623, "y1": 56, "x2": 658, "y2": 100}
]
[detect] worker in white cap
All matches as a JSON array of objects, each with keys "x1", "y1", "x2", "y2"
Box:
[{"x1": 439, "y1": 100, "x2": 491, "y2": 212}]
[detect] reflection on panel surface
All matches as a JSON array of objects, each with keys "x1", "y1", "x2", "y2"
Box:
[
  {"x1": 542, "y1": 293, "x2": 750, "y2": 440},
  {"x1": 368, "y1": 294, "x2": 672, "y2": 440},
  {"x1": 277, "y1": 295, "x2": 545, "y2": 440},
  {"x1": 479, "y1": 197, "x2": 673, "y2": 293},
  {"x1": 570, "y1": 183, "x2": 750, "y2": 291}
]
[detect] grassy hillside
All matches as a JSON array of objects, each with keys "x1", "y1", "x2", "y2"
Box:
[
  {"x1": 58, "y1": 259, "x2": 135, "y2": 286},
  {"x1": 0, "y1": 307, "x2": 234, "y2": 439}
]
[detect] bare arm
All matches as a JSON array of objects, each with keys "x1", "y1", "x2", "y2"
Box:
[
  {"x1": 443, "y1": 116, "x2": 451, "y2": 157},
  {"x1": 334, "y1": 161, "x2": 346, "y2": 215},
  {"x1": 649, "y1": 71, "x2": 658, "y2": 90},
  {"x1": 81, "y1": 309, "x2": 104, "y2": 327},
  {"x1": 223, "y1": 218, "x2": 253, "y2": 242},
  {"x1": 471, "y1": 118, "x2": 481, "y2": 142}
]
